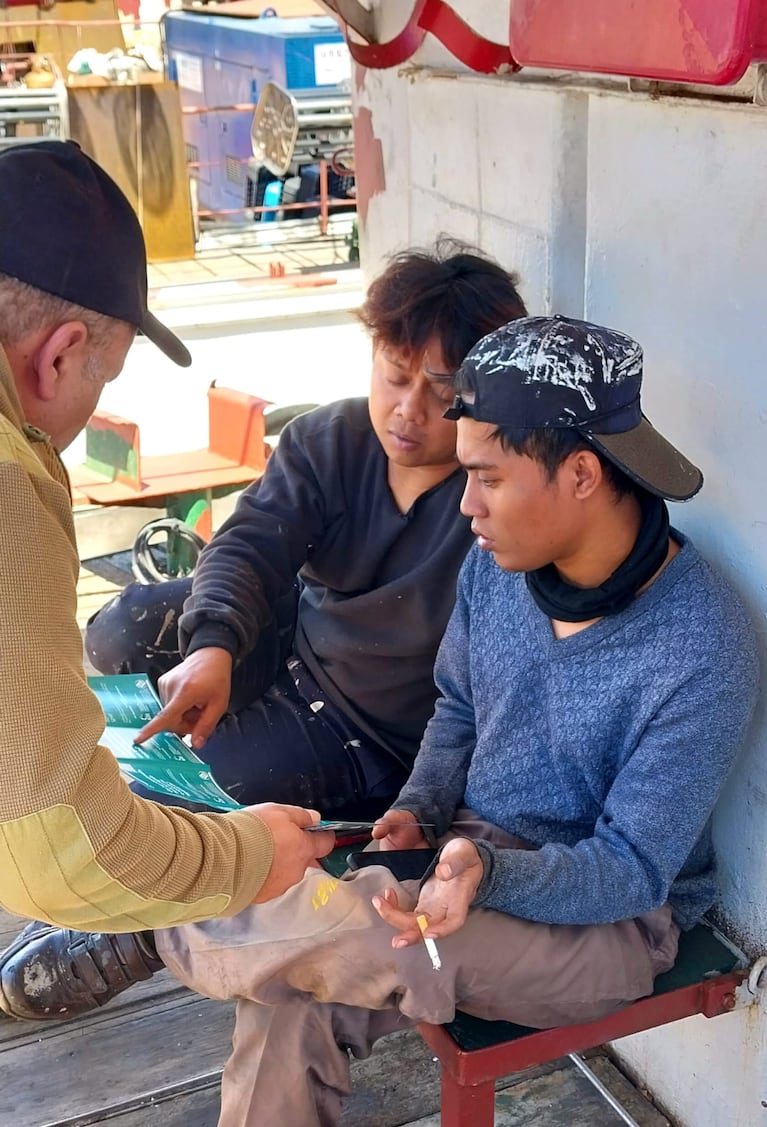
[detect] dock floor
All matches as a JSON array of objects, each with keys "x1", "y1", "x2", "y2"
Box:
[{"x1": 0, "y1": 902, "x2": 669, "y2": 1127}]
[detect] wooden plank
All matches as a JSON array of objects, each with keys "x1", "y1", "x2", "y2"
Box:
[
  {"x1": 0, "y1": 992, "x2": 235, "y2": 1127},
  {"x1": 0, "y1": 973, "x2": 192, "y2": 1047},
  {"x1": 49, "y1": 1076, "x2": 222, "y2": 1126},
  {"x1": 55, "y1": 1027, "x2": 444, "y2": 1127},
  {"x1": 76, "y1": 566, "x2": 125, "y2": 630},
  {"x1": 77, "y1": 454, "x2": 263, "y2": 505}
]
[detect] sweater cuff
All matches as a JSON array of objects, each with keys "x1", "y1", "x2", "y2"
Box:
[
  {"x1": 217, "y1": 809, "x2": 275, "y2": 913},
  {"x1": 182, "y1": 621, "x2": 240, "y2": 660},
  {"x1": 467, "y1": 839, "x2": 496, "y2": 904}
]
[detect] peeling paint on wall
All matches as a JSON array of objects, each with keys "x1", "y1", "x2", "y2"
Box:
[{"x1": 352, "y1": 105, "x2": 386, "y2": 228}]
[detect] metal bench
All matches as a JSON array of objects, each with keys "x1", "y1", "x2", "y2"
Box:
[
  {"x1": 69, "y1": 381, "x2": 269, "y2": 542},
  {"x1": 320, "y1": 847, "x2": 754, "y2": 1124},
  {"x1": 417, "y1": 922, "x2": 747, "y2": 1126}
]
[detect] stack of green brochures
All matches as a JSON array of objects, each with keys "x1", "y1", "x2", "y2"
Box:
[
  {"x1": 90, "y1": 673, "x2": 392, "y2": 835},
  {"x1": 89, "y1": 673, "x2": 242, "y2": 812}
]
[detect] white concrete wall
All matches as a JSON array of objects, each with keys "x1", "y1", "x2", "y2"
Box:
[
  {"x1": 356, "y1": 70, "x2": 590, "y2": 319},
  {"x1": 354, "y1": 44, "x2": 767, "y2": 1127},
  {"x1": 583, "y1": 92, "x2": 767, "y2": 1126}
]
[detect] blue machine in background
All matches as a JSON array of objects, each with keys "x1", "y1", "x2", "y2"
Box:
[{"x1": 163, "y1": 11, "x2": 351, "y2": 220}]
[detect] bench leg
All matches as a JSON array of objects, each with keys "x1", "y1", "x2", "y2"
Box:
[
  {"x1": 440, "y1": 1069, "x2": 495, "y2": 1127},
  {"x1": 167, "y1": 487, "x2": 213, "y2": 543}
]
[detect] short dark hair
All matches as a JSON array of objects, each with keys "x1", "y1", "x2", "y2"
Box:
[
  {"x1": 491, "y1": 425, "x2": 642, "y2": 500},
  {"x1": 357, "y1": 237, "x2": 528, "y2": 372},
  {"x1": 0, "y1": 270, "x2": 119, "y2": 350}
]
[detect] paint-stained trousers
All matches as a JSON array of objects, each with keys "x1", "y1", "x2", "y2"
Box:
[{"x1": 156, "y1": 812, "x2": 679, "y2": 1127}]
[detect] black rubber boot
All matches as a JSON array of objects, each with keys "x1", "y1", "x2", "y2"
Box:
[{"x1": 0, "y1": 920, "x2": 163, "y2": 1022}]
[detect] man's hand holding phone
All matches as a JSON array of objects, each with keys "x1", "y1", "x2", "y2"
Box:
[
  {"x1": 245, "y1": 803, "x2": 335, "y2": 903},
  {"x1": 371, "y1": 808, "x2": 431, "y2": 851}
]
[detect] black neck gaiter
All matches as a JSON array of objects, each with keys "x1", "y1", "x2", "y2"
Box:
[{"x1": 525, "y1": 493, "x2": 670, "y2": 623}]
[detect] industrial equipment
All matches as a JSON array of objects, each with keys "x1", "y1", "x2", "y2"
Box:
[
  {"x1": 249, "y1": 78, "x2": 353, "y2": 222},
  {"x1": 162, "y1": 9, "x2": 351, "y2": 221},
  {"x1": 0, "y1": 51, "x2": 68, "y2": 149}
]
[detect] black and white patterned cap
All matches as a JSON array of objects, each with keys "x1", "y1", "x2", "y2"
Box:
[{"x1": 445, "y1": 315, "x2": 702, "y2": 501}]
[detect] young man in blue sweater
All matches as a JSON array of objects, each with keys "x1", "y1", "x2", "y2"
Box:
[{"x1": 2, "y1": 317, "x2": 758, "y2": 1127}]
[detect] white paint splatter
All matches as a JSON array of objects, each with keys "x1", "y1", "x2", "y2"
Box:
[
  {"x1": 153, "y1": 609, "x2": 177, "y2": 647},
  {"x1": 466, "y1": 319, "x2": 641, "y2": 418},
  {"x1": 23, "y1": 959, "x2": 55, "y2": 998}
]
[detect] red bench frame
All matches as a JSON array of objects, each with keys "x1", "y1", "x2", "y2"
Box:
[{"x1": 418, "y1": 941, "x2": 744, "y2": 1126}]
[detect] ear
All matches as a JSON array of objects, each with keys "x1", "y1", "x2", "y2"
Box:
[
  {"x1": 569, "y1": 448, "x2": 604, "y2": 500},
  {"x1": 32, "y1": 321, "x2": 90, "y2": 402}
]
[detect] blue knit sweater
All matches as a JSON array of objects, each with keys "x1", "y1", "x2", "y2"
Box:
[{"x1": 394, "y1": 535, "x2": 759, "y2": 930}]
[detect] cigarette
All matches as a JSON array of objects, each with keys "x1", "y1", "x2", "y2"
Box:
[{"x1": 416, "y1": 913, "x2": 441, "y2": 971}]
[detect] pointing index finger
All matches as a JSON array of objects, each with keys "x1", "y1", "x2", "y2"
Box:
[{"x1": 134, "y1": 708, "x2": 173, "y2": 745}]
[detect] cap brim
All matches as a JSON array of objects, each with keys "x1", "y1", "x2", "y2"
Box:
[
  {"x1": 141, "y1": 310, "x2": 192, "y2": 368},
  {"x1": 587, "y1": 417, "x2": 703, "y2": 502}
]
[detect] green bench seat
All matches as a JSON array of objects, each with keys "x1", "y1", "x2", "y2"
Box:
[
  {"x1": 419, "y1": 923, "x2": 744, "y2": 1126},
  {"x1": 443, "y1": 922, "x2": 739, "y2": 1053}
]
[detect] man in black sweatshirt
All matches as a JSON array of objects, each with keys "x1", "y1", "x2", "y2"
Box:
[{"x1": 86, "y1": 241, "x2": 527, "y2": 819}]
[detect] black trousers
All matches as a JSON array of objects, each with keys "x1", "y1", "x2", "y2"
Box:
[{"x1": 86, "y1": 579, "x2": 406, "y2": 818}]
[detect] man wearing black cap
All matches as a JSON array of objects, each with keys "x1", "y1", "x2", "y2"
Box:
[
  {"x1": 0, "y1": 140, "x2": 335, "y2": 942},
  {"x1": 1, "y1": 315, "x2": 759, "y2": 1126}
]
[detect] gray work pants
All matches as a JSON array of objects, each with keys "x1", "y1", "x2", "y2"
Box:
[{"x1": 157, "y1": 814, "x2": 679, "y2": 1127}]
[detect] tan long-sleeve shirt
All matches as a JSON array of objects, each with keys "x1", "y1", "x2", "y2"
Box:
[{"x1": 0, "y1": 346, "x2": 273, "y2": 932}]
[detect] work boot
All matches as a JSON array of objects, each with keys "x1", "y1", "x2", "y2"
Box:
[{"x1": 0, "y1": 920, "x2": 163, "y2": 1022}]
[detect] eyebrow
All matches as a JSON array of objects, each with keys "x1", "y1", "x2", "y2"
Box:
[
  {"x1": 380, "y1": 346, "x2": 409, "y2": 364},
  {"x1": 460, "y1": 460, "x2": 499, "y2": 471}
]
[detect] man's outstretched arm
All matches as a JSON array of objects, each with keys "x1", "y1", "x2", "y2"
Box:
[{"x1": 0, "y1": 458, "x2": 332, "y2": 932}]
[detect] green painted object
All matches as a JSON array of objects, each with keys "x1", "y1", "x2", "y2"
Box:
[{"x1": 443, "y1": 923, "x2": 742, "y2": 1051}]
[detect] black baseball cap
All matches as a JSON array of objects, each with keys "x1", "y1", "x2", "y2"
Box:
[
  {"x1": 0, "y1": 140, "x2": 191, "y2": 367},
  {"x1": 445, "y1": 315, "x2": 702, "y2": 501}
]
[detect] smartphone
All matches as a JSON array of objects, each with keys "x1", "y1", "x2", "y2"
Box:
[
  {"x1": 307, "y1": 820, "x2": 435, "y2": 833},
  {"x1": 346, "y1": 848, "x2": 438, "y2": 882},
  {"x1": 307, "y1": 820, "x2": 379, "y2": 834}
]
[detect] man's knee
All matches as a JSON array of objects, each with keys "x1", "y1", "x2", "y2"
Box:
[{"x1": 85, "y1": 578, "x2": 191, "y2": 679}]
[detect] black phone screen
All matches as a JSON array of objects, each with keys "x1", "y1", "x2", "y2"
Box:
[{"x1": 346, "y1": 848, "x2": 438, "y2": 882}]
